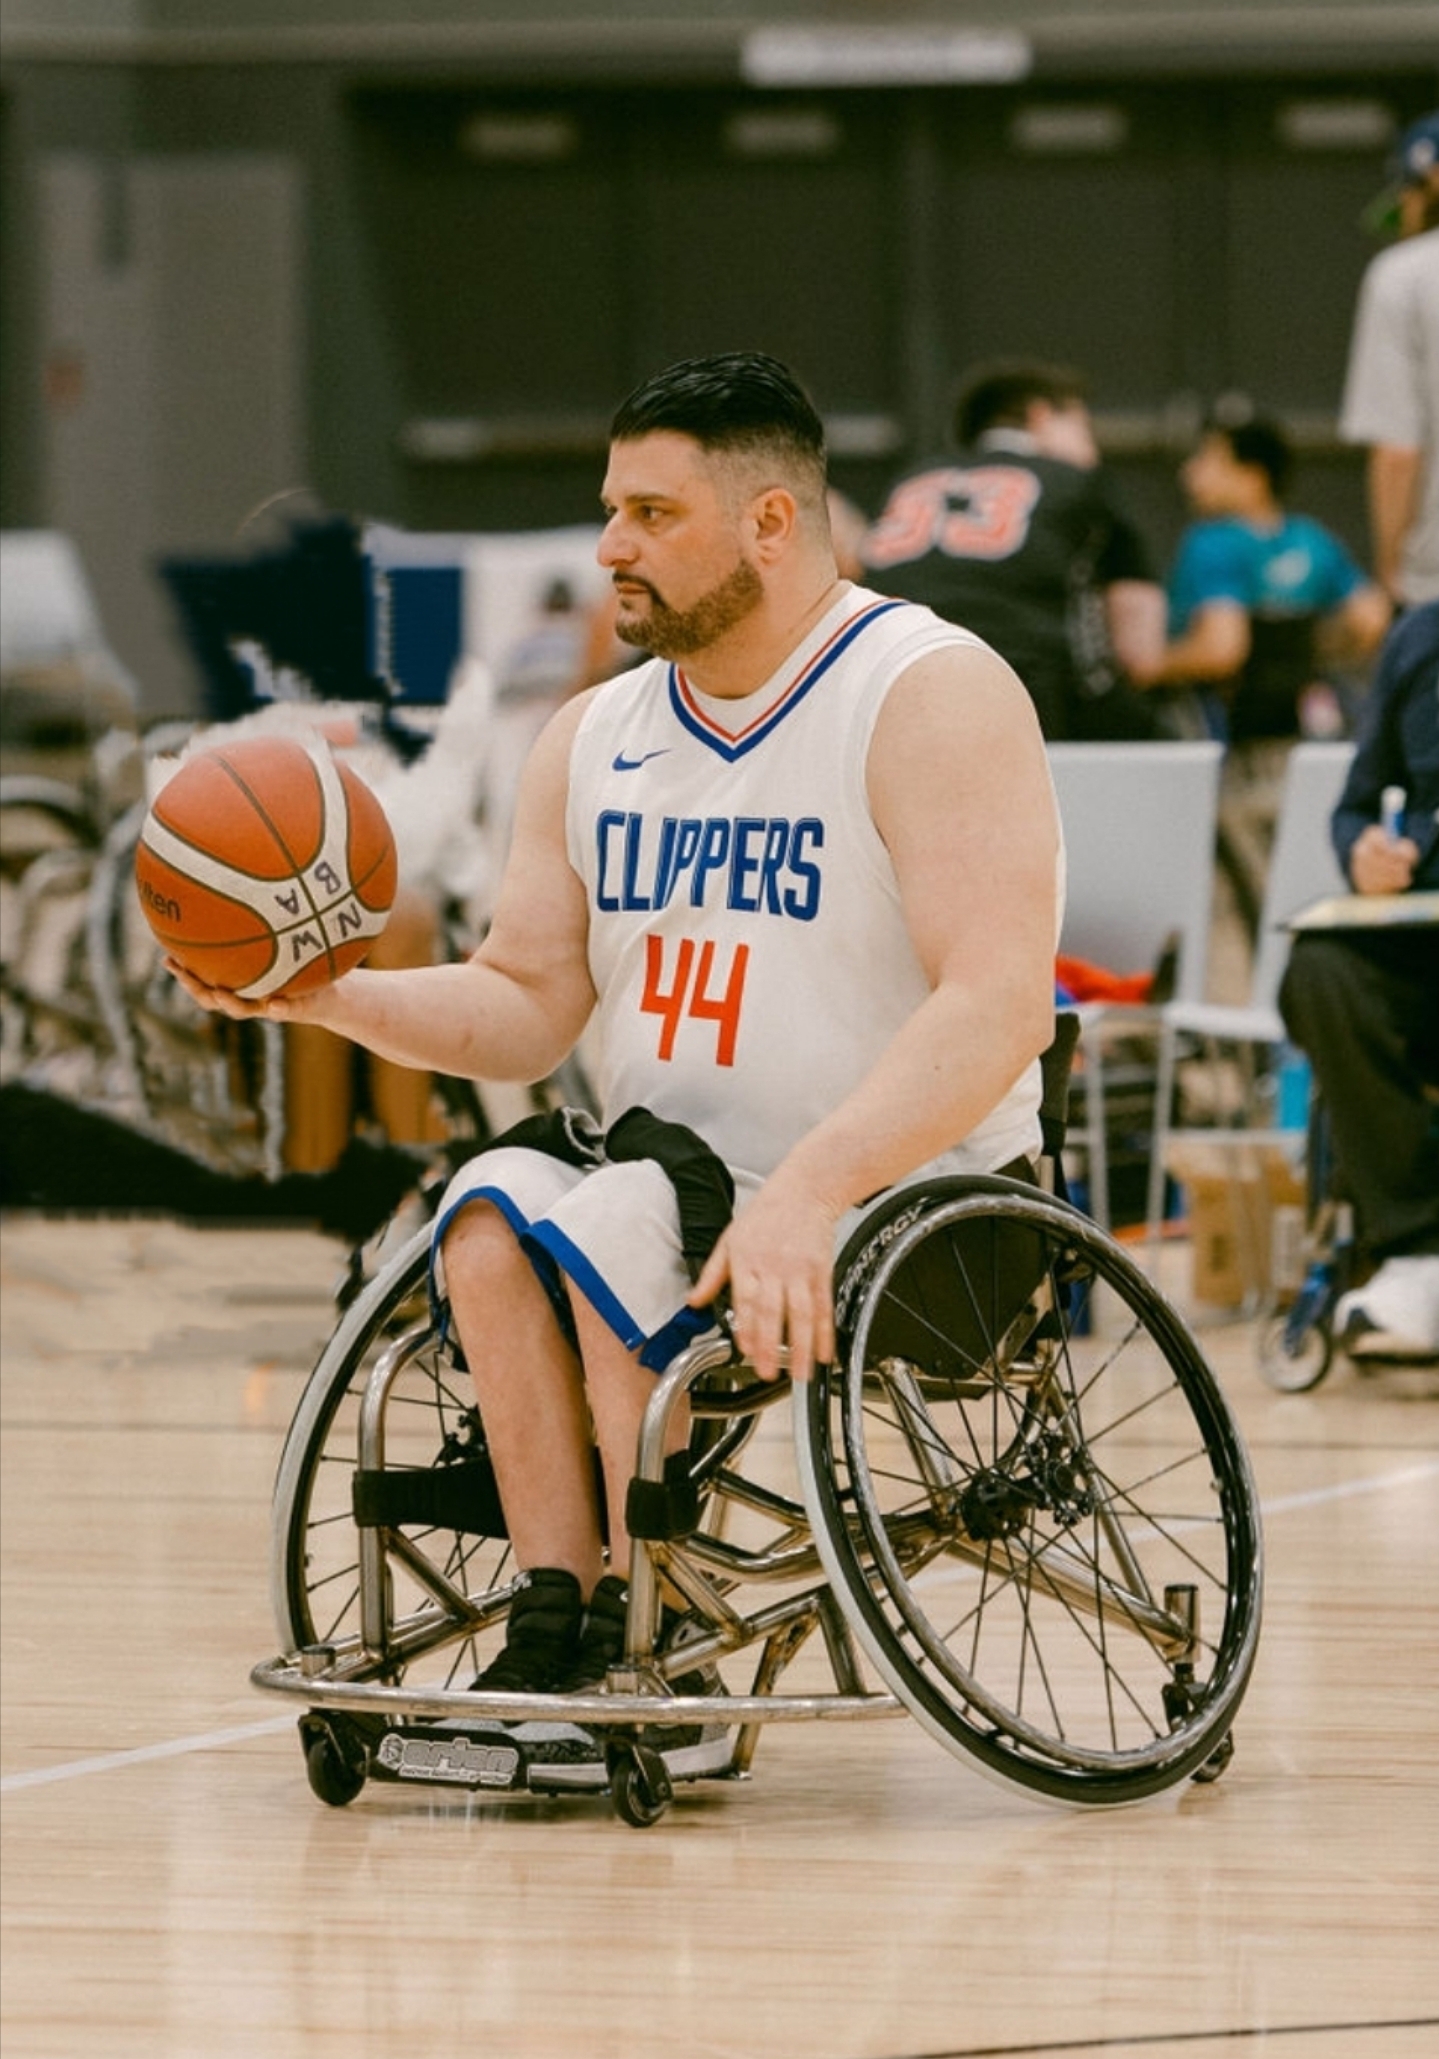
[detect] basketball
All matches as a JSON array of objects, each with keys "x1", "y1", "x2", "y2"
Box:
[{"x1": 134, "y1": 734, "x2": 398, "y2": 999}]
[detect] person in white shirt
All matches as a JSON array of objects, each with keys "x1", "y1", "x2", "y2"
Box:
[{"x1": 1339, "y1": 110, "x2": 1439, "y2": 607}]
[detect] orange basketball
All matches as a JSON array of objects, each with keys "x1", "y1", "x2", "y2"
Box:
[{"x1": 134, "y1": 734, "x2": 397, "y2": 998}]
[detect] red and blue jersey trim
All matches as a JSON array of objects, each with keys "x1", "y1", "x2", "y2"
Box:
[{"x1": 667, "y1": 598, "x2": 905, "y2": 762}]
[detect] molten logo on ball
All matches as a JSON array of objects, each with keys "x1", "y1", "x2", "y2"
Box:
[{"x1": 134, "y1": 735, "x2": 398, "y2": 998}]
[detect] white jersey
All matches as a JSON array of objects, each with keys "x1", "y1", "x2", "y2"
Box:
[{"x1": 565, "y1": 584, "x2": 1055, "y2": 1187}]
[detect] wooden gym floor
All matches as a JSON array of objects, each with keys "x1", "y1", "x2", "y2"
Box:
[{"x1": 2, "y1": 1209, "x2": 1436, "y2": 2059}]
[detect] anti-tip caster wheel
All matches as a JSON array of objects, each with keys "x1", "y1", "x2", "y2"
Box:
[
  {"x1": 1189, "y1": 1730, "x2": 1236, "y2": 1785},
  {"x1": 300, "y1": 1714, "x2": 367, "y2": 1807},
  {"x1": 608, "y1": 1742, "x2": 673, "y2": 1828}
]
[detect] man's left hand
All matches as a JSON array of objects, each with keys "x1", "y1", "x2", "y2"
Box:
[{"x1": 688, "y1": 1176, "x2": 841, "y2": 1384}]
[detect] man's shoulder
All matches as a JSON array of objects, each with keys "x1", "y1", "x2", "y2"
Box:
[
  {"x1": 1356, "y1": 229, "x2": 1439, "y2": 324},
  {"x1": 1364, "y1": 226, "x2": 1439, "y2": 289},
  {"x1": 1377, "y1": 599, "x2": 1439, "y2": 697},
  {"x1": 1275, "y1": 510, "x2": 1348, "y2": 557},
  {"x1": 583, "y1": 653, "x2": 666, "y2": 704},
  {"x1": 1175, "y1": 515, "x2": 1251, "y2": 566}
]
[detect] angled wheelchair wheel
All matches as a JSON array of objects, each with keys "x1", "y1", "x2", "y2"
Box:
[
  {"x1": 799, "y1": 1176, "x2": 1263, "y2": 1806},
  {"x1": 271, "y1": 1226, "x2": 517, "y2": 1686},
  {"x1": 1257, "y1": 1307, "x2": 1334, "y2": 1393}
]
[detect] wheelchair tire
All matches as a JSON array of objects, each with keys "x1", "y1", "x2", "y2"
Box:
[
  {"x1": 1257, "y1": 1308, "x2": 1333, "y2": 1393},
  {"x1": 271, "y1": 1226, "x2": 517, "y2": 1685},
  {"x1": 798, "y1": 1175, "x2": 1263, "y2": 1806}
]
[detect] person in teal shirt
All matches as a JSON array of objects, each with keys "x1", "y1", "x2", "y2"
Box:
[{"x1": 1141, "y1": 414, "x2": 1389, "y2": 741}]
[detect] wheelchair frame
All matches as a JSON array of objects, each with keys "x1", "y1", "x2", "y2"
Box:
[{"x1": 253, "y1": 1146, "x2": 1265, "y2": 1827}]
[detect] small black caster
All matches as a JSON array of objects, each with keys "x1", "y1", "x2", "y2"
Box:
[
  {"x1": 300, "y1": 1714, "x2": 367, "y2": 1807},
  {"x1": 608, "y1": 1741, "x2": 673, "y2": 1828}
]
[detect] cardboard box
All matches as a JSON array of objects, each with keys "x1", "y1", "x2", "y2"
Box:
[{"x1": 1166, "y1": 1140, "x2": 1307, "y2": 1308}]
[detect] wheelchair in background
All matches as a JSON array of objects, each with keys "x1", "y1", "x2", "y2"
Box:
[
  {"x1": 1256, "y1": 1089, "x2": 1359, "y2": 1393},
  {"x1": 252, "y1": 1017, "x2": 1264, "y2": 1826}
]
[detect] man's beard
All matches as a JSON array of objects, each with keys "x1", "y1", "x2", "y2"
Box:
[{"x1": 614, "y1": 556, "x2": 763, "y2": 659}]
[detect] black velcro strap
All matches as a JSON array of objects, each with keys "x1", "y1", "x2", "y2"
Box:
[
  {"x1": 352, "y1": 1459, "x2": 508, "y2": 1537},
  {"x1": 1040, "y1": 1011, "x2": 1080, "y2": 1158},
  {"x1": 624, "y1": 1451, "x2": 701, "y2": 1542}
]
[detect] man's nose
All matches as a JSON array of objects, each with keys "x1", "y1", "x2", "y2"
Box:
[{"x1": 598, "y1": 517, "x2": 633, "y2": 567}]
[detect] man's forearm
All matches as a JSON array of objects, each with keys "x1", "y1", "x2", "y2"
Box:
[
  {"x1": 1104, "y1": 580, "x2": 1167, "y2": 683},
  {"x1": 288, "y1": 956, "x2": 587, "y2": 1086},
  {"x1": 1129, "y1": 602, "x2": 1249, "y2": 688},
  {"x1": 1368, "y1": 444, "x2": 1421, "y2": 600}
]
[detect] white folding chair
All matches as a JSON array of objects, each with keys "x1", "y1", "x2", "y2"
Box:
[
  {"x1": 1047, "y1": 740, "x2": 1223, "y2": 1231},
  {"x1": 1144, "y1": 740, "x2": 1355, "y2": 1274}
]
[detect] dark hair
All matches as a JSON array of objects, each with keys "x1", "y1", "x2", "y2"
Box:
[
  {"x1": 952, "y1": 360, "x2": 1088, "y2": 446},
  {"x1": 610, "y1": 352, "x2": 828, "y2": 500},
  {"x1": 1211, "y1": 415, "x2": 1293, "y2": 499}
]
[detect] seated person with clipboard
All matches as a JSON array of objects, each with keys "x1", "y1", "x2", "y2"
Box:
[{"x1": 1279, "y1": 600, "x2": 1439, "y2": 1358}]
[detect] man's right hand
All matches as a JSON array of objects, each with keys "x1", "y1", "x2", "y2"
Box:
[
  {"x1": 1350, "y1": 822, "x2": 1420, "y2": 895},
  {"x1": 164, "y1": 957, "x2": 316, "y2": 1024}
]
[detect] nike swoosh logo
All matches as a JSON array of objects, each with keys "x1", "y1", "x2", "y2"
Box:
[{"x1": 612, "y1": 749, "x2": 670, "y2": 772}]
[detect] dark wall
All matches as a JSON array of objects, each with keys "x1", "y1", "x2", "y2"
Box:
[
  {"x1": 2, "y1": 51, "x2": 1436, "y2": 672},
  {"x1": 308, "y1": 70, "x2": 1433, "y2": 561}
]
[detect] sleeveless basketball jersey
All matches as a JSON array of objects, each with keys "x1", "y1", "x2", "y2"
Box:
[{"x1": 566, "y1": 584, "x2": 1050, "y2": 1187}]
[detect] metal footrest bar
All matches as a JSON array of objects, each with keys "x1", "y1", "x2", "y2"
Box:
[{"x1": 251, "y1": 1652, "x2": 900, "y2": 1728}]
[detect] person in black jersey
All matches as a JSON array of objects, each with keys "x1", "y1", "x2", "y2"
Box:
[{"x1": 859, "y1": 359, "x2": 1165, "y2": 740}]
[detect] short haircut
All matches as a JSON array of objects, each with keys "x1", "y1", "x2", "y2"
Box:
[
  {"x1": 953, "y1": 360, "x2": 1089, "y2": 446},
  {"x1": 610, "y1": 352, "x2": 829, "y2": 508},
  {"x1": 1212, "y1": 415, "x2": 1293, "y2": 499}
]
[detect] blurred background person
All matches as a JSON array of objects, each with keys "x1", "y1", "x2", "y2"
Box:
[
  {"x1": 1340, "y1": 109, "x2": 1439, "y2": 611},
  {"x1": 1138, "y1": 412, "x2": 1389, "y2": 740},
  {"x1": 1133, "y1": 411, "x2": 1390, "y2": 933},
  {"x1": 858, "y1": 360, "x2": 1166, "y2": 741},
  {"x1": 1278, "y1": 598, "x2": 1439, "y2": 1360},
  {"x1": 486, "y1": 574, "x2": 589, "y2": 861}
]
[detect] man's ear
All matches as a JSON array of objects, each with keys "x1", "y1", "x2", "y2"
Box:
[{"x1": 749, "y1": 485, "x2": 799, "y2": 560}]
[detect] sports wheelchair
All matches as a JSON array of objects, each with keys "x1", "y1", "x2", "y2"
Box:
[{"x1": 252, "y1": 1017, "x2": 1264, "y2": 1826}]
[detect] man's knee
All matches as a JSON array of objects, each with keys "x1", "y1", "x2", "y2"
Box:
[
  {"x1": 1279, "y1": 934, "x2": 1351, "y2": 1035},
  {"x1": 439, "y1": 1197, "x2": 528, "y2": 1296}
]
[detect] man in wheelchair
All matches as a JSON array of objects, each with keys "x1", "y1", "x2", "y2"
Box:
[{"x1": 174, "y1": 352, "x2": 1062, "y2": 1747}]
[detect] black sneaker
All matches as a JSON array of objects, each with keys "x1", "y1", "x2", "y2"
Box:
[
  {"x1": 558, "y1": 1576, "x2": 701, "y2": 1692},
  {"x1": 469, "y1": 1568, "x2": 586, "y2": 1694},
  {"x1": 557, "y1": 1572, "x2": 631, "y2": 1691}
]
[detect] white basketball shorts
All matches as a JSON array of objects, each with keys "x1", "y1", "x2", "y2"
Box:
[{"x1": 429, "y1": 1146, "x2": 720, "y2": 1372}]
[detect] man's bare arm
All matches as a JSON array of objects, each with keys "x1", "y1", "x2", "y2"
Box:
[
  {"x1": 1367, "y1": 444, "x2": 1422, "y2": 602},
  {"x1": 1103, "y1": 579, "x2": 1167, "y2": 683},
  {"x1": 1128, "y1": 598, "x2": 1250, "y2": 688},
  {"x1": 169, "y1": 697, "x2": 598, "y2": 1086},
  {"x1": 1315, "y1": 581, "x2": 1392, "y2": 667}
]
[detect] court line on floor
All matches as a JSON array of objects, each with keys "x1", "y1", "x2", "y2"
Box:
[
  {"x1": 1258, "y1": 1455, "x2": 1439, "y2": 1514},
  {"x1": 4, "y1": 1456, "x2": 1437, "y2": 1797},
  {"x1": 0, "y1": 1715, "x2": 295, "y2": 1792},
  {"x1": 900, "y1": 2012, "x2": 1439, "y2": 2056}
]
